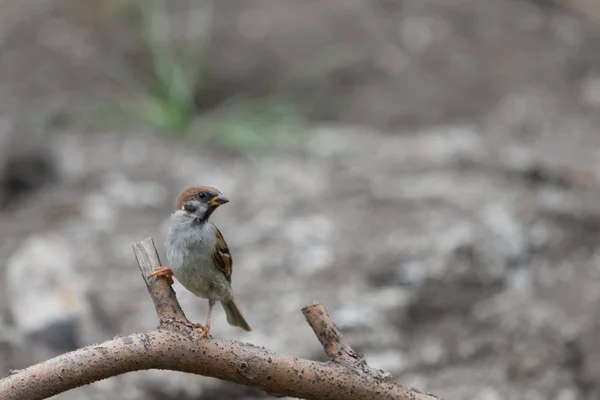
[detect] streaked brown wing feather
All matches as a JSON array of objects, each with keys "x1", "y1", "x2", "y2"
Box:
[{"x1": 212, "y1": 228, "x2": 232, "y2": 283}]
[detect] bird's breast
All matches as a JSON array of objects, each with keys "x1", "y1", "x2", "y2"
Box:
[{"x1": 164, "y1": 215, "x2": 230, "y2": 300}]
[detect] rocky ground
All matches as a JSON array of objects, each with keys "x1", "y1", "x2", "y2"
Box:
[{"x1": 2, "y1": 1, "x2": 600, "y2": 399}]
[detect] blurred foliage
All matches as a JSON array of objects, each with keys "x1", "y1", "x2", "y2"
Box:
[
  {"x1": 199, "y1": 96, "x2": 305, "y2": 156},
  {"x1": 80, "y1": 0, "x2": 307, "y2": 155},
  {"x1": 0, "y1": 0, "x2": 357, "y2": 155},
  {"x1": 99, "y1": 0, "x2": 357, "y2": 154},
  {"x1": 127, "y1": 0, "x2": 212, "y2": 133}
]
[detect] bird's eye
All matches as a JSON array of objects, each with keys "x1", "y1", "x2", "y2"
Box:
[{"x1": 197, "y1": 192, "x2": 208, "y2": 200}]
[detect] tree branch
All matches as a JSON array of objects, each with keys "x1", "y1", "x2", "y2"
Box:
[{"x1": 0, "y1": 237, "x2": 441, "y2": 400}]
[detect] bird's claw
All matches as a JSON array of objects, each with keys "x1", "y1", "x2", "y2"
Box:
[
  {"x1": 149, "y1": 266, "x2": 174, "y2": 285},
  {"x1": 193, "y1": 323, "x2": 210, "y2": 339}
]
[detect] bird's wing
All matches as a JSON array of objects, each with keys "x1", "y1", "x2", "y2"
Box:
[{"x1": 212, "y1": 228, "x2": 233, "y2": 283}]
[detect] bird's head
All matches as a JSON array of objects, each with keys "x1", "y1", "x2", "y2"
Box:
[{"x1": 176, "y1": 186, "x2": 229, "y2": 222}]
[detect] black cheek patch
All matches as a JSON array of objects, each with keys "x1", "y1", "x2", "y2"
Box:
[{"x1": 184, "y1": 203, "x2": 198, "y2": 213}]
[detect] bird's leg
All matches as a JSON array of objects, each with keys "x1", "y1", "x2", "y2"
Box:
[
  {"x1": 148, "y1": 266, "x2": 174, "y2": 285},
  {"x1": 198, "y1": 299, "x2": 215, "y2": 339}
]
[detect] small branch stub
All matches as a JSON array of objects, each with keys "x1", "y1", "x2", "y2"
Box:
[
  {"x1": 302, "y1": 303, "x2": 390, "y2": 379},
  {"x1": 132, "y1": 238, "x2": 190, "y2": 327},
  {"x1": 0, "y1": 237, "x2": 441, "y2": 400}
]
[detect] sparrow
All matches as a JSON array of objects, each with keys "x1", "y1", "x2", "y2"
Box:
[{"x1": 149, "y1": 186, "x2": 251, "y2": 337}]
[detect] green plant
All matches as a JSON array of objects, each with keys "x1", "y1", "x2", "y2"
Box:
[
  {"x1": 201, "y1": 95, "x2": 305, "y2": 156},
  {"x1": 100, "y1": 0, "x2": 214, "y2": 133},
  {"x1": 84, "y1": 0, "x2": 360, "y2": 155},
  {"x1": 135, "y1": 0, "x2": 213, "y2": 132}
]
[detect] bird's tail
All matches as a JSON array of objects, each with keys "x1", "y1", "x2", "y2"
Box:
[{"x1": 222, "y1": 298, "x2": 252, "y2": 331}]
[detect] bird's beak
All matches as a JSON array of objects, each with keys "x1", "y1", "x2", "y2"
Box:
[{"x1": 209, "y1": 194, "x2": 229, "y2": 206}]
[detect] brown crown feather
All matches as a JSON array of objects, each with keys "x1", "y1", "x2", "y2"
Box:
[{"x1": 175, "y1": 186, "x2": 220, "y2": 210}]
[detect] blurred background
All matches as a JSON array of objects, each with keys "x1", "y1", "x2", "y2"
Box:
[{"x1": 2, "y1": 0, "x2": 600, "y2": 399}]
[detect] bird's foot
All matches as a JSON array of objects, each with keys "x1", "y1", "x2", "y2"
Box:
[
  {"x1": 148, "y1": 266, "x2": 174, "y2": 285},
  {"x1": 193, "y1": 323, "x2": 210, "y2": 339}
]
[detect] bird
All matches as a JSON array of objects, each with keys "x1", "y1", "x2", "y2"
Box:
[{"x1": 149, "y1": 186, "x2": 251, "y2": 338}]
